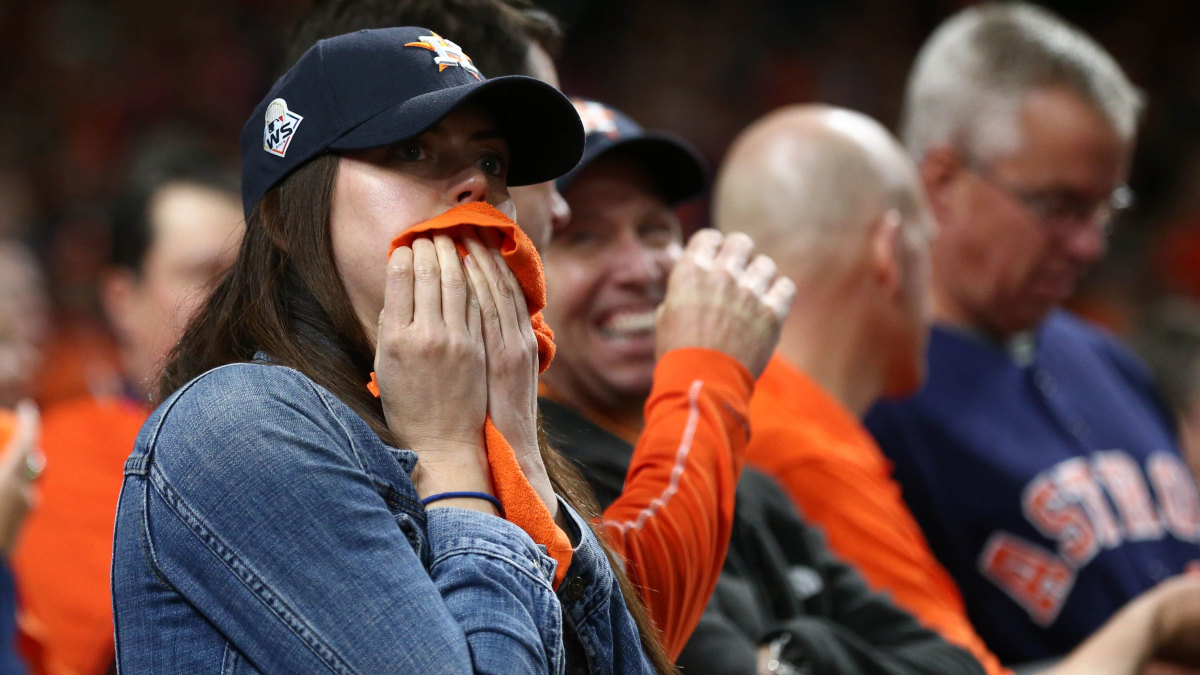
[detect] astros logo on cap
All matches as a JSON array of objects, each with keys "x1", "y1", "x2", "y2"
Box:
[
  {"x1": 405, "y1": 33, "x2": 482, "y2": 81},
  {"x1": 263, "y1": 98, "x2": 304, "y2": 157},
  {"x1": 571, "y1": 99, "x2": 621, "y2": 139}
]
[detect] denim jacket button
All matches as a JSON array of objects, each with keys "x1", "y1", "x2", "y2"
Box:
[{"x1": 564, "y1": 576, "x2": 586, "y2": 602}]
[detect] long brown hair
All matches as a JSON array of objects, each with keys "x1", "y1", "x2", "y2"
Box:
[{"x1": 158, "y1": 155, "x2": 674, "y2": 673}]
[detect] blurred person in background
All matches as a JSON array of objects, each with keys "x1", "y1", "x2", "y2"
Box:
[
  {"x1": 720, "y1": 102, "x2": 1200, "y2": 675},
  {"x1": 1133, "y1": 298, "x2": 1200, "y2": 487},
  {"x1": 13, "y1": 142, "x2": 242, "y2": 675},
  {"x1": 0, "y1": 245, "x2": 49, "y2": 414},
  {"x1": 864, "y1": 2, "x2": 1200, "y2": 664},
  {"x1": 717, "y1": 104, "x2": 1005, "y2": 675},
  {"x1": 540, "y1": 97, "x2": 983, "y2": 675},
  {"x1": 279, "y1": 0, "x2": 797, "y2": 660},
  {"x1": 0, "y1": 242, "x2": 48, "y2": 674}
]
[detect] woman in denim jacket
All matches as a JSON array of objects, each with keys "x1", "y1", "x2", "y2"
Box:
[{"x1": 110, "y1": 27, "x2": 670, "y2": 674}]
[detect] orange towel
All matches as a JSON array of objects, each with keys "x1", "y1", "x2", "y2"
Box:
[{"x1": 368, "y1": 202, "x2": 572, "y2": 587}]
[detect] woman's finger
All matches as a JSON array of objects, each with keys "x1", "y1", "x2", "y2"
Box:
[
  {"x1": 433, "y1": 234, "x2": 469, "y2": 331},
  {"x1": 489, "y1": 246, "x2": 535, "y2": 345},
  {"x1": 382, "y1": 245, "x2": 416, "y2": 331},
  {"x1": 464, "y1": 234, "x2": 520, "y2": 341},
  {"x1": 490, "y1": 244, "x2": 532, "y2": 322},
  {"x1": 463, "y1": 236, "x2": 502, "y2": 346},
  {"x1": 465, "y1": 255, "x2": 483, "y2": 340},
  {"x1": 410, "y1": 237, "x2": 442, "y2": 325}
]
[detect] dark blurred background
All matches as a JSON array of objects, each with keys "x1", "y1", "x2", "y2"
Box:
[{"x1": 2, "y1": 0, "x2": 1199, "y2": 402}]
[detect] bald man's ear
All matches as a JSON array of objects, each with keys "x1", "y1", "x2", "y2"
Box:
[{"x1": 870, "y1": 209, "x2": 905, "y2": 298}]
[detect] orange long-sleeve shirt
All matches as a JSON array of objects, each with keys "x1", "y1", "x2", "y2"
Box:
[
  {"x1": 545, "y1": 348, "x2": 753, "y2": 660},
  {"x1": 14, "y1": 395, "x2": 148, "y2": 675},
  {"x1": 747, "y1": 356, "x2": 1008, "y2": 675}
]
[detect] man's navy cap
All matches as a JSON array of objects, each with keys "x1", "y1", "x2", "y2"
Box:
[
  {"x1": 556, "y1": 98, "x2": 707, "y2": 205},
  {"x1": 240, "y1": 26, "x2": 585, "y2": 218}
]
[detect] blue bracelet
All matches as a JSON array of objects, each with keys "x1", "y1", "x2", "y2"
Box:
[{"x1": 421, "y1": 491, "x2": 503, "y2": 513}]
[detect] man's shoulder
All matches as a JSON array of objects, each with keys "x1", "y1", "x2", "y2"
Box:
[
  {"x1": 752, "y1": 414, "x2": 886, "y2": 480},
  {"x1": 1040, "y1": 310, "x2": 1160, "y2": 388},
  {"x1": 749, "y1": 357, "x2": 882, "y2": 468},
  {"x1": 1041, "y1": 309, "x2": 1121, "y2": 349}
]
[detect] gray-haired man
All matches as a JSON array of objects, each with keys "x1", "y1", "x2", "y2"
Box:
[{"x1": 866, "y1": 2, "x2": 1200, "y2": 665}]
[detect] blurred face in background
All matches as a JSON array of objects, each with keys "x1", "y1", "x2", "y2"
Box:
[
  {"x1": 509, "y1": 42, "x2": 571, "y2": 252},
  {"x1": 103, "y1": 181, "x2": 244, "y2": 398},
  {"x1": 0, "y1": 247, "x2": 47, "y2": 408},
  {"x1": 881, "y1": 200, "x2": 936, "y2": 398},
  {"x1": 541, "y1": 153, "x2": 683, "y2": 411},
  {"x1": 925, "y1": 87, "x2": 1130, "y2": 338},
  {"x1": 1176, "y1": 388, "x2": 1200, "y2": 489}
]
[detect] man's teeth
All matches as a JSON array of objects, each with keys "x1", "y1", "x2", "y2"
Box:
[{"x1": 601, "y1": 310, "x2": 656, "y2": 337}]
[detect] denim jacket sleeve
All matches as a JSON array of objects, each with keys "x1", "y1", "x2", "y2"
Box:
[
  {"x1": 554, "y1": 503, "x2": 654, "y2": 675},
  {"x1": 111, "y1": 363, "x2": 564, "y2": 674}
]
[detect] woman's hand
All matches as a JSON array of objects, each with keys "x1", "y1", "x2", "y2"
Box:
[
  {"x1": 462, "y1": 230, "x2": 558, "y2": 520},
  {"x1": 375, "y1": 234, "x2": 494, "y2": 508}
]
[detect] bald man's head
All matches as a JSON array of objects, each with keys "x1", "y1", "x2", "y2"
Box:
[
  {"x1": 715, "y1": 105, "x2": 929, "y2": 276},
  {"x1": 715, "y1": 105, "x2": 935, "y2": 397}
]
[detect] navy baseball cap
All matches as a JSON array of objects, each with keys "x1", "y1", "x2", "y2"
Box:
[
  {"x1": 240, "y1": 27, "x2": 585, "y2": 218},
  {"x1": 556, "y1": 98, "x2": 707, "y2": 205}
]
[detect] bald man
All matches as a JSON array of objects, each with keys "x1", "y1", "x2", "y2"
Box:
[
  {"x1": 718, "y1": 105, "x2": 1200, "y2": 674},
  {"x1": 717, "y1": 105, "x2": 1005, "y2": 674}
]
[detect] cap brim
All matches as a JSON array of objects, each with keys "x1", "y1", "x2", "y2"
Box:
[
  {"x1": 557, "y1": 134, "x2": 707, "y2": 205},
  {"x1": 329, "y1": 75, "x2": 583, "y2": 186}
]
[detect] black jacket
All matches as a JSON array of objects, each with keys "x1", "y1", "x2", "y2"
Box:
[{"x1": 541, "y1": 398, "x2": 985, "y2": 675}]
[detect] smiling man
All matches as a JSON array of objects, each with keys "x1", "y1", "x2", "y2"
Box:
[
  {"x1": 539, "y1": 98, "x2": 986, "y2": 675},
  {"x1": 864, "y1": 2, "x2": 1200, "y2": 664}
]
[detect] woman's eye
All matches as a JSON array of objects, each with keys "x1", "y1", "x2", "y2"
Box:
[
  {"x1": 393, "y1": 142, "x2": 425, "y2": 161},
  {"x1": 479, "y1": 152, "x2": 507, "y2": 177}
]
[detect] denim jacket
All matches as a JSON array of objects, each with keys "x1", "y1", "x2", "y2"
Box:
[{"x1": 111, "y1": 358, "x2": 651, "y2": 674}]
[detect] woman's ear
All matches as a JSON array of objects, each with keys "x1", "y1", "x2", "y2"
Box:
[{"x1": 254, "y1": 192, "x2": 292, "y2": 253}]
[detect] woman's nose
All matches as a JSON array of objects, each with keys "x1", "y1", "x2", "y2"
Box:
[{"x1": 449, "y1": 166, "x2": 489, "y2": 205}]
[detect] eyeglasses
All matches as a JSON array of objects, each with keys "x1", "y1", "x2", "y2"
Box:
[{"x1": 965, "y1": 160, "x2": 1134, "y2": 236}]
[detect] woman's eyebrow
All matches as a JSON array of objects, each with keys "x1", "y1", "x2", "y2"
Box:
[{"x1": 470, "y1": 129, "x2": 504, "y2": 142}]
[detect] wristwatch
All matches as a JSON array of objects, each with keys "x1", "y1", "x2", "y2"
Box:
[{"x1": 764, "y1": 634, "x2": 810, "y2": 675}]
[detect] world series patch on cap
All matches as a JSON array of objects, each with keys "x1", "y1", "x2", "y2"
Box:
[
  {"x1": 263, "y1": 99, "x2": 303, "y2": 157},
  {"x1": 239, "y1": 26, "x2": 585, "y2": 218}
]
